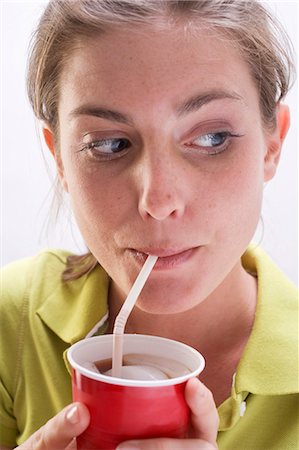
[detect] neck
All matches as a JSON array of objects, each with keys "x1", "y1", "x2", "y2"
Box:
[{"x1": 108, "y1": 261, "x2": 257, "y2": 356}]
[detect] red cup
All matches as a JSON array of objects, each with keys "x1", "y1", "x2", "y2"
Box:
[{"x1": 67, "y1": 334, "x2": 205, "y2": 449}]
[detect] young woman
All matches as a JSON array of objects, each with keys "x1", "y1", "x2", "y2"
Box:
[{"x1": 1, "y1": 1, "x2": 297, "y2": 449}]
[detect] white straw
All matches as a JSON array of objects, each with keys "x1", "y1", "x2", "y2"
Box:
[{"x1": 112, "y1": 254, "x2": 158, "y2": 377}]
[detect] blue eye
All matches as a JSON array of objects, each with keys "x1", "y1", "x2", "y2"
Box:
[
  {"x1": 187, "y1": 131, "x2": 241, "y2": 155},
  {"x1": 193, "y1": 132, "x2": 229, "y2": 148},
  {"x1": 87, "y1": 138, "x2": 130, "y2": 154}
]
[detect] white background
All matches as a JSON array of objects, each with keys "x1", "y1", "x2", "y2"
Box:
[{"x1": 1, "y1": 1, "x2": 298, "y2": 284}]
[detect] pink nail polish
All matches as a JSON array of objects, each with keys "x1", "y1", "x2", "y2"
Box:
[{"x1": 66, "y1": 405, "x2": 79, "y2": 424}]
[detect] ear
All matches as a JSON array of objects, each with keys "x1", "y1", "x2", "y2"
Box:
[
  {"x1": 42, "y1": 127, "x2": 69, "y2": 192},
  {"x1": 264, "y1": 103, "x2": 290, "y2": 182}
]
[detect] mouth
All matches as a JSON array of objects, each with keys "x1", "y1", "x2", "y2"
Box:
[{"x1": 129, "y1": 247, "x2": 199, "y2": 270}]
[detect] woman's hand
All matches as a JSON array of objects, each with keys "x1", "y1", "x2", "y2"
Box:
[
  {"x1": 17, "y1": 403, "x2": 90, "y2": 450},
  {"x1": 13, "y1": 378, "x2": 218, "y2": 450},
  {"x1": 117, "y1": 377, "x2": 219, "y2": 450}
]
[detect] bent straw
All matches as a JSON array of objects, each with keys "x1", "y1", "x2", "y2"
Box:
[{"x1": 112, "y1": 254, "x2": 158, "y2": 378}]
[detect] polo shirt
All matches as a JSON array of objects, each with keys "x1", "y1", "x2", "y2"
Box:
[{"x1": 0, "y1": 246, "x2": 298, "y2": 448}]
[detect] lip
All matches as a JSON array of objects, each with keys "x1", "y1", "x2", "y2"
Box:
[{"x1": 129, "y1": 247, "x2": 199, "y2": 270}]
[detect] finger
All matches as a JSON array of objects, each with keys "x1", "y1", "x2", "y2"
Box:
[
  {"x1": 185, "y1": 377, "x2": 219, "y2": 444},
  {"x1": 19, "y1": 403, "x2": 90, "y2": 450},
  {"x1": 117, "y1": 437, "x2": 217, "y2": 450}
]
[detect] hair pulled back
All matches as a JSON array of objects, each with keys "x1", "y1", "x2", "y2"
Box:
[{"x1": 27, "y1": 0, "x2": 295, "y2": 280}]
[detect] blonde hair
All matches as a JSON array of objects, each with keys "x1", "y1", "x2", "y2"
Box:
[{"x1": 27, "y1": 0, "x2": 295, "y2": 281}]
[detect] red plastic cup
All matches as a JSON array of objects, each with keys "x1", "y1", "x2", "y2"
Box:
[{"x1": 67, "y1": 334, "x2": 205, "y2": 450}]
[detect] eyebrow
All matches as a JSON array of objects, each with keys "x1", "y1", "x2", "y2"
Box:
[
  {"x1": 69, "y1": 106, "x2": 133, "y2": 125},
  {"x1": 69, "y1": 90, "x2": 243, "y2": 124},
  {"x1": 176, "y1": 90, "x2": 243, "y2": 116}
]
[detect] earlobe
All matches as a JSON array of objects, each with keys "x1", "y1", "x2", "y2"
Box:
[
  {"x1": 42, "y1": 126, "x2": 69, "y2": 192},
  {"x1": 42, "y1": 127, "x2": 55, "y2": 156},
  {"x1": 277, "y1": 104, "x2": 290, "y2": 141},
  {"x1": 264, "y1": 104, "x2": 290, "y2": 182}
]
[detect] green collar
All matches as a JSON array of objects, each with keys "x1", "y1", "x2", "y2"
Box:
[
  {"x1": 236, "y1": 245, "x2": 298, "y2": 396},
  {"x1": 218, "y1": 245, "x2": 298, "y2": 430},
  {"x1": 37, "y1": 263, "x2": 110, "y2": 344}
]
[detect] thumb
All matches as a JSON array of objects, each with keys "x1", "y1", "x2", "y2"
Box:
[
  {"x1": 185, "y1": 377, "x2": 219, "y2": 444},
  {"x1": 19, "y1": 403, "x2": 90, "y2": 450}
]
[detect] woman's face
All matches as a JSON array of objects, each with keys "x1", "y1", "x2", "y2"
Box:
[{"x1": 55, "y1": 25, "x2": 283, "y2": 313}]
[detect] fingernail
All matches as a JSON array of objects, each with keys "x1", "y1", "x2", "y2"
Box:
[
  {"x1": 117, "y1": 441, "x2": 141, "y2": 450},
  {"x1": 66, "y1": 405, "x2": 80, "y2": 424},
  {"x1": 194, "y1": 378, "x2": 207, "y2": 398}
]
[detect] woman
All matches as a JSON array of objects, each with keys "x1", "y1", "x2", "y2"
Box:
[{"x1": 0, "y1": 1, "x2": 297, "y2": 449}]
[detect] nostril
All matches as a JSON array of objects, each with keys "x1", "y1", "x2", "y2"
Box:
[{"x1": 138, "y1": 195, "x2": 183, "y2": 221}]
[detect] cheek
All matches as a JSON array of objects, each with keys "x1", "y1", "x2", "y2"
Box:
[
  {"x1": 202, "y1": 151, "x2": 265, "y2": 235},
  {"x1": 62, "y1": 158, "x2": 131, "y2": 238}
]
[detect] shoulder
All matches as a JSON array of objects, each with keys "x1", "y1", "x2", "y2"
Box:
[
  {"x1": 0, "y1": 249, "x2": 110, "y2": 321},
  {"x1": 0, "y1": 250, "x2": 71, "y2": 311},
  {"x1": 1, "y1": 250, "x2": 110, "y2": 346},
  {"x1": 1, "y1": 249, "x2": 71, "y2": 280},
  {"x1": 0, "y1": 250, "x2": 74, "y2": 352}
]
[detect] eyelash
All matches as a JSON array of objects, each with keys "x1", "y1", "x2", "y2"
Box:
[
  {"x1": 79, "y1": 138, "x2": 131, "y2": 160},
  {"x1": 185, "y1": 131, "x2": 242, "y2": 155},
  {"x1": 79, "y1": 131, "x2": 242, "y2": 160}
]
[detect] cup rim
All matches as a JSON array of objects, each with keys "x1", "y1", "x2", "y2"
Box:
[{"x1": 67, "y1": 334, "x2": 205, "y2": 387}]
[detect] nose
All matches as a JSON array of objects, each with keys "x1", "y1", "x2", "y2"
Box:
[{"x1": 137, "y1": 152, "x2": 186, "y2": 221}]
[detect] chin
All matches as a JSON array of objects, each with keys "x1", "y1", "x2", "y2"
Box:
[
  {"x1": 134, "y1": 275, "x2": 210, "y2": 314},
  {"x1": 136, "y1": 292, "x2": 203, "y2": 315}
]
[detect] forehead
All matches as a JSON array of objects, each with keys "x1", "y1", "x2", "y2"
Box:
[{"x1": 59, "y1": 25, "x2": 258, "y2": 116}]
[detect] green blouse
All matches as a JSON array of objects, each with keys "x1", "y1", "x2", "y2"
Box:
[{"x1": 0, "y1": 246, "x2": 298, "y2": 449}]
